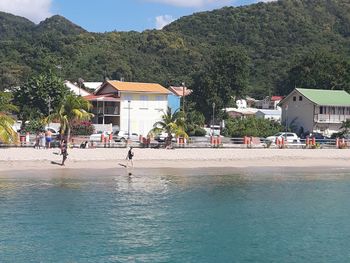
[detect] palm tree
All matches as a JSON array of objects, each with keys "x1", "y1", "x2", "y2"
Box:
[
  {"x1": 340, "y1": 119, "x2": 350, "y2": 135},
  {"x1": 150, "y1": 107, "x2": 188, "y2": 146},
  {"x1": 48, "y1": 94, "x2": 93, "y2": 142},
  {"x1": 0, "y1": 91, "x2": 18, "y2": 144}
]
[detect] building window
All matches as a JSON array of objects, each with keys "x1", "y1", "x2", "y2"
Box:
[
  {"x1": 299, "y1": 96, "x2": 302, "y2": 101},
  {"x1": 124, "y1": 95, "x2": 132, "y2": 101},
  {"x1": 155, "y1": 95, "x2": 164, "y2": 109},
  {"x1": 320, "y1": 106, "x2": 323, "y2": 114},
  {"x1": 140, "y1": 95, "x2": 148, "y2": 109},
  {"x1": 293, "y1": 96, "x2": 296, "y2": 101}
]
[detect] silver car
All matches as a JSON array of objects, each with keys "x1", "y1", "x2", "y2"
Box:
[
  {"x1": 113, "y1": 131, "x2": 139, "y2": 142},
  {"x1": 266, "y1": 132, "x2": 300, "y2": 143}
]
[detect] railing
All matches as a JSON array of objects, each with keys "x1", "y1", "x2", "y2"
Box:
[
  {"x1": 314, "y1": 114, "x2": 350, "y2": 123},
  {"x1": 92, "y1": 107, "x2": 119, "y2": 115},
  {"x1": 2, "y1": 136, "x2": 349, "y2": 149}
]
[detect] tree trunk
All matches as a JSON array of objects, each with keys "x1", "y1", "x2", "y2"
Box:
[
  {"x1": 166, "y1": 133, "x2": 172, "y2": 147},
  {"x1": 67, "y1": 126, "x2": 71, "y2": 143}
]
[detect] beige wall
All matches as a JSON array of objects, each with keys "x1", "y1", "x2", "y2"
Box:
[
  {"x1": 281, "y1": 90, "x2": 315, "y2": 133},
  {"x1": 98, "y1": 84, "x2": 117, "y2": 95}
]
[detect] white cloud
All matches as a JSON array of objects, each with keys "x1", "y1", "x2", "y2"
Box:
[
  {"x1": 156, "y1": 15, "x2": 175, "y2": 29},
  {"x1": 147, "y1": 0, "x2": 230, "y2": 8},
  {"x1": 256, "y1": 0, "x2": 278, "y2": 2},
  {"x1": 0, "y1": 0, "x2": 52, "y2": 23}
]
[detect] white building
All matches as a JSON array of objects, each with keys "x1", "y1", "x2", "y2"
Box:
[
  {"x1": 85, "y1": 80, "x2": 170, "y2": 136},
  {"x1": 82, "y1": 82, "x2": 102, "y2": 92},
  {"x1": 278, "y1": 88, "x2": 350, "y2": 135},
  {"x1": 64, "y1": 81, "x2": 91, "y2": 96},
  {"x1": 255, "y1": 109, "x2": 281, "y2": 121},
  {"x1": 225, "y1": 107, "x2": 258, "y2": 119}
]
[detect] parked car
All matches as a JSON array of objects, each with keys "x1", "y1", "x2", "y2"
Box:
[
  {"x1": 89, "y1": 131, "x2": 110, "y2": 142},
  {"x1": 113, "y1": 131, "x2": 139, "y2": 142},
  {"x1": 266, "y1": 132, "x2": 300, "y2": 143},
  {"x1": 308, "y1": 132, "x2": 330, "y2": 140},
  {"x1": 154, "y1": 132, "x2": 176, "y2": 142}
]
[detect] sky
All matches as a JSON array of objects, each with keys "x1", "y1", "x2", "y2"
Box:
[{"x1": 0, "y1": 0, "x2": 276, "y2": 32}]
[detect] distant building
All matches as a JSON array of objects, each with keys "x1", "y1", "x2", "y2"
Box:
[
  {"x1": 225, "y1": 99, "x2": 258, "y2": 119},
  {"x1": 225, "y1": 107, "x2": 258, "y2": 119},
  {"x1": 84, "y1": 80, "x2": 170, "y2": 136},
  {"x1": 278, "y1": 88, "x2": 350, "y2": 135},
  {"x1": 82, "y1": 82, "x2": 102, "y2": 92},
  {"x1": 255, "y1": 109, "x2": 281, "y2": 121},
  {"x1": 168, "y1": 86, "x2": 192, "y2": 113},
  {"x1": 64, "y1": 81, "x2": 91, "y2": 96},
  {"x1": 255, "y1": 96, "x2": 283, "y2": 110}
]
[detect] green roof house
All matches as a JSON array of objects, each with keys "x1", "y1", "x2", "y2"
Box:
[{"x1": 278, "y1": 88, "x2": 350, "y2": 136}]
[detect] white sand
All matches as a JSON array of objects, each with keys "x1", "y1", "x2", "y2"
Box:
[{"x1": 0, "y1": 147, "x2": 349, "y2": 171}]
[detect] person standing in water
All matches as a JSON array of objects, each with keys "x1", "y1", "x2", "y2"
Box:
[
  {"x1": 61, "y1": 139, "x2": 68, "y2": 166},
  {"x1": 126, "y1": 146, "x2": 134, "y2": 168}
]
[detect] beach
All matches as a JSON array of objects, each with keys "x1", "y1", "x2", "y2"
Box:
[{"x1": 0, "y1": 147, "x2": 349, "y2": 172}]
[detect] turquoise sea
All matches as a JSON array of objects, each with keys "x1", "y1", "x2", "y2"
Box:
[{"x1": 1, "y1": 167, "x2": 350, "y2": 262}]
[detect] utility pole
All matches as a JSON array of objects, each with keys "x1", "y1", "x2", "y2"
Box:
[
  {"x1": 182, "y1": 82, "x2": 186, "y2": 114},
  {"x1": 48, "y1": 96, "x2": 52, "y2": 128},
  {"x1": 128, "y1": 100, "x2": 131, "y2": 140},
  {"x1": 212, "y1": 102, "x2": 215, "y2": 136},
  {"x1": 78, "y1": 78, "x2": 84, "y2": 97}
]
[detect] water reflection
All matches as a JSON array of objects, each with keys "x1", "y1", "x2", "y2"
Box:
[{"x1": 1, "y1": 168, "x2": 350, "y2": 263}]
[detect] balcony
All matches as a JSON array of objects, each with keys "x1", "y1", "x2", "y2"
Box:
[
  {"x1": 92, "y1": 107, "x2": 119, "y2": 115},
  {"x1": 314, "y1": 114, "x2": 350, "y2": 123}
]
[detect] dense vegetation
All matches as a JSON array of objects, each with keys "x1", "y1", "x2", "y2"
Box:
[
  {"x1": 1, "y1": 0, "x2": 350, "y2": 119},
  {"x1": 222, "y1": 116, "x2": 284, "y2": 138}
]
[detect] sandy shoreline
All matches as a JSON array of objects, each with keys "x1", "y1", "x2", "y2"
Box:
[{"x1": 0, "y1": 148, "x2": 349, "y2": 172}]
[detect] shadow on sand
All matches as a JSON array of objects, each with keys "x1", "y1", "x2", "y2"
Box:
[{"x1": 51, "y1": 161, "x2": 63, "y2": 166}]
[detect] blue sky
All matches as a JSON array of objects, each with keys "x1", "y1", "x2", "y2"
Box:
[{"x1": 0, "y1": 0, "x2": 275, "y2": 32}]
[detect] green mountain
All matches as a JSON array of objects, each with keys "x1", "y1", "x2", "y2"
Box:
[
  {"x1": 0, "y1": 11, "x2": 34, "y2": 39},
  {"x1": 34, "y1": 15, "x2": 86, "y2": 35},
  {"x1": 1, "y1": 0, "x2": 350, "y2": 100}
]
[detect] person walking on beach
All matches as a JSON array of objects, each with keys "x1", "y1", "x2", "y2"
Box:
[
  {"x1": 45, "y1": 129, "x2": 52, "y2": 149},
  {"x1": 60, "y1": 139, "x2": 68, "y2": 166},
  {"x1": 34, "y1": 132, "x2": 40, "y2": 149},
  {"x1": 126, "y1": 146, "x2": 134, "y2": 168}
]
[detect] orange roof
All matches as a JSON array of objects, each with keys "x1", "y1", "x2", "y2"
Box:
[
  {"x1": 169, "y1": 86, "x2": 192, "y2": 97},
  {"x1": 106, "y1": 80, "x2": 170, "y2": 94},
  {"x1": 84, "y1": 94, "x2": 119, "y2": 101}
]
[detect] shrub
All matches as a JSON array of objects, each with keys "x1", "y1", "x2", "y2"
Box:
[
  {"x1": 222, "y1": 116, "x2": 284, "y2": 138},
  {"x1": 193, "y1": 127, "x2": 207, "y2": 136},
  {"x1": 71, "y1": 121, "x2": 94, "y2": 136},
  {"x1": 24, "y1": 119, "x2": 45, "y2": 133}
]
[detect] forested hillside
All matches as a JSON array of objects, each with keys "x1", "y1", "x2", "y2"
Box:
[{"x1": 1, "y1": 0, "x2": 350, "y2": 111}]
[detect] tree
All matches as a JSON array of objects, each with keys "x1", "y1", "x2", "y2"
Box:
[
  {"x1": 13, "y1": 71, "x2": 69, "y2": 124},
  {"x1": 150, "y1": 107, "x2": 187, "y2": 146},
  {"x1": 191, "y1": 46, "x2": 250, "y2": 120},
  {"x1": 0, "y1": 91, "x2": 18, "y2": 143},
  {"x1": 184, "y1": 102, "x2": 206, "y2": 136},
  {"x1": 222, "y1": 116, "x2": 284, "y2": 138},
  {"x1": 49, "y1": 94, "x2": 93, "y2": 142},
  {"x1": 340, "y1": 119, "x2": 350, "y2": 135},
  {"x1": 281, "y1": 50, "x2": 350, "y2": 95}
]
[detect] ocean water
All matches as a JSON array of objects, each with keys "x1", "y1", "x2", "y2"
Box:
[{"x1": 1, "y1": 168, "x2": 350, "y2": 262}]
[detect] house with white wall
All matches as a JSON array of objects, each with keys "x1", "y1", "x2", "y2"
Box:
[
  {"x1": 255, "y1": 109, "x2": 281, "y2": 121},
  {"x1": 64, "y1": 81, "x2": 91, "y2": 96},
  {"x1": 84, "y1": 80, "x2": 170, "y2": 136},
  {"x1": 278, "y1": 88, "x2": 350, "y2": 135}
]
